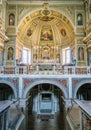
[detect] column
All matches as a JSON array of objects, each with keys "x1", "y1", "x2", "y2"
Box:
[
  {"x1": 2, "y1": 113, "x2": 4, "y2": 130},
  {"x1": 69, "y1": 77, "x2": 72, "y2": 98},
  {"x1": 80, "y1": 111, "x2": 83, "y2": 130},
  {"x1": 6, "y1": 110, "x2": 10, "y2": 130},
  {"x1": 19, "y1": 77, "x2": 23, "y2": 98},
  {"x1": 36, "y1": 65, "x2": 39, "y2": 72},
  {"x1": 0, "y1": 49, "x2": 3, "y2": 66},
  {"x1": 19, "y1": 98, "x2": 28, "y2": 130},
  {"x1": 53, "y1": 64, "x2": 56, "y2": 73}
]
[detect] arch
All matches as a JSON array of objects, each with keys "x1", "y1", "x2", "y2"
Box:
[
  {"x1": 17, "y1": 9, "x2": 75, "y2": 53},
  {"x1": 74, "y1": 79, "x2": 91, "y2": 98},
  {"x1": 23, "y1": 79, "x2": 68, "y2": 98},
  {"x1": 0, "y1": 80, "x2": 17, "y2": 98},
  {"x1": 16, "y1": 8, "x2": 75, "y2": 64},
  {"x1": 9, "y1": 13, "x2": 15, "y2": 26},
  {"x1": 77, "y1": 13, "x2": 83, "y2": 26},
  {"x1": 17, "y1": 9, "x2": 74, "y2": 30},
  {"x1": 17, "y1": 9, "x2": 74, "y2": 39}
]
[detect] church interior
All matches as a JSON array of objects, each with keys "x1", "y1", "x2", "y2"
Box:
[{"x1": 0, "y1": 0, "x2": 91, "y2": 130}]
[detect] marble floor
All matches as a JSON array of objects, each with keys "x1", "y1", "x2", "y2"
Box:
[{"x1": 27, "y1": 110, "x2": 68, "y2": 130}]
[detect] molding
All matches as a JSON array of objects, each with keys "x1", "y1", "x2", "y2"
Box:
[
  {"x1": 7, "y1": 1, "x2": 83, "y2": 6},
  {"x1": 83, "y1": 32, "x2": 91, "y2": 43}
]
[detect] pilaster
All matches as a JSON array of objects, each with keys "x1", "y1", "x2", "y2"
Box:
[{"x1": 69, "y1": 77, "x2": 72, "y2": 98}]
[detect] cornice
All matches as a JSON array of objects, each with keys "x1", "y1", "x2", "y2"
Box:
[
  {"x1": 7, "y1": 0, "x2": 83, "y2": 6},
  {"x1": 83, "y1": 32, "x2": 91, "y2": 43},
  {"x1": 0, "y1": 30, "x2": 9, "y2": 41}
]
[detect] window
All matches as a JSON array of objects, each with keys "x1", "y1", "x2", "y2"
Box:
[
  {"x1": 22, "y1": 48, "x2": 31, "y2": 64},
  {"x1": 62, "y1": 47, "x2": 72, "y2": 65}
]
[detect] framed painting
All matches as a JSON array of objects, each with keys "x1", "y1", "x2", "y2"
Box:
[
  {"x1": 7, "y1": 47, "x2": 14, "y2": 61},
  {"x1": 77, "y1": 44, "x2": 86, "y2": 62},
  {"x1": 40, "y1": 26, "x2": 53, "y2": 41}
]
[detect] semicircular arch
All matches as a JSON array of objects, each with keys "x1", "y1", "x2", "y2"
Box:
[
  {"x1": 17, "y1": 8, "x2": 75, "y2": 49},
  {"x1": 74, "y1": 79, "x2": 91, "y2": 98},
  {"x1": 23, "y1": 79, "x2": 68, "y2": 98},
  {"x1": 17, "y1": 9, "x2": 74, "y2": 34},
  {"x1": 0, "y1": 80, "x2": 17, "y2": 98}
]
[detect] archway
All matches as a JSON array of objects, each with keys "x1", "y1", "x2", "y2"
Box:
[
  {"x1": 74, "y1": 80, "x2": 91, "y2": 99},
  {"x1": 0, "y1": 82, "x2": 17, "y2": 100},
  {"x1": 25, "y1": 83, "x2": 68, "y2": 130},
  {"x1": 76, "y1": 83, "x2": 91, "y2": 100},
  {"x1": 23, "y1": 79, "x2": 68, "y2": 99},
  {"x1": 16, "y1": 8, "x2": 75, "y2": 66}
]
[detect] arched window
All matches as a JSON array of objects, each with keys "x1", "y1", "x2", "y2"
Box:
[
  {"x1": 77, "y1": 13, "x2": 83, "y2": 25},
  {"x1": 9, "y1": 13, "x2": 15, "y2": 26}
]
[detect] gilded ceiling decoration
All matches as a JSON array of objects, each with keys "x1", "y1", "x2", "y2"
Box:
[
  {"x1": 38, "y1": 16, "x2": 54, "y2": 22},
  {"x1": 17, "y1": 3, "x2": 74, "y2": 48},
  {"x1": 39, "y1": 3, "x2": 54, "y2": 22}
]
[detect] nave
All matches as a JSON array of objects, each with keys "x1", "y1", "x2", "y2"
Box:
[
  {"x1": 27, "y1": 111, "x2": 69, "y2": 130},
  {"x1": 25, "y1": 83, "x2": 70, "y2": 130}
]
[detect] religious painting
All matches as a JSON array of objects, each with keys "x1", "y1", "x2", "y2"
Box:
[
  {"x1": 60, "y1": 29, "x2": 66, "y2": 37},
  {"x1": 78, "y1": 46, "x2": 84, "y2": 61},
  {"x1": 42, "y1": 46, "x2": 50, "y2": 59},
  {"x1": 7, "y1": 47, "x2": 14, "y2": 60},
  {"x1": 77, "y1": 13, "x2": 83, "y2": 26},
  {"x1": 27, "y1": 29, "x2": 32, "y2": 37},
  {"x1": 9, "y1": 13, "x2": 15, "y2": 26},
  {"x1": 40, "y1": 27, "x2": 53, "y2": 41}
]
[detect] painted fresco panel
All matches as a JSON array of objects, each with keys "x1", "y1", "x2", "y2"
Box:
[{"x1": 40, "y1": 26, "x2": 53, "y2": 41}]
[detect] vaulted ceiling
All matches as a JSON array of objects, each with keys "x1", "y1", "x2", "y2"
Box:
[{"x1": 17, "y1": 9, "x2": 75, "y2": 48}]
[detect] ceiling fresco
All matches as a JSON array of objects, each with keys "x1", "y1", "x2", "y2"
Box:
[{"x1": 17, "y1": 8, "x2": 74, "y2": 48}]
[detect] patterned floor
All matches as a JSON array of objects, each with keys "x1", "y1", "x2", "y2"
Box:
[{"x1": 27, "y1": 111, "x2": 68, "y2": 130}]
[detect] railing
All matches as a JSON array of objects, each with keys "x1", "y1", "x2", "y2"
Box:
[{"x1": 0, "y1": 65, "x2": 91, "y2": 75}]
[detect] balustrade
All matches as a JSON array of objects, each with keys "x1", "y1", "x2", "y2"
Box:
[{"x1": 0, "y1": 65, "x2": 91, "y2": 75}]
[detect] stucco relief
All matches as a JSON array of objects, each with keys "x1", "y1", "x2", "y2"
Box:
[
  {"x1": 55, "y1": 6, "x2": 75, "y2": 26},
  {"x1": 18, "y1": 6, "x2": 39, "y2": 23},
  {"x1": 73, "y1": 79, "x2": 79, "y2": 85},
  {"x1": 22, "y1": 78, "x2": 69, "y2": 98},
  {"x1": 12, "y1": 78, "x2": 19, "y2": 88},
  {"x1": 0, "y1": 77, "x2": 19, "y2": 98},
  {"x1": 18, "y1": 7, "x2": 30, "y2": 22},
  {"x1": 0, "y1": 77, "x2": 19, "y2": 88},
  {"x1": 58, "y1": 79, "x2": 68, "y2": 88},
  {"x1": 23, "y1": 78, "x2": 33, "y2": 88}
]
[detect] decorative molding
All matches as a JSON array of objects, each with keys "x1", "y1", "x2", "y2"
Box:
[
  {"x1": 7, "y1": 0, "x2": 83, "y2": 6},
  {"x1": 23, "y1": 78, "x2": 33, "y2": 88},
  {"x1": 72, "y1": 79, "x2": 80, "y2": 86},
  {"x1": 0, "y1": 77, "x2": 19, "y2": 88},
  {"x1": 58, "y1": 79, "x2": 68, "y2": 88}
]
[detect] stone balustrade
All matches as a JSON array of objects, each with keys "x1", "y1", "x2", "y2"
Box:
[{"x1": 0, "y1": 65, "x2": 91, "y2": 75}]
